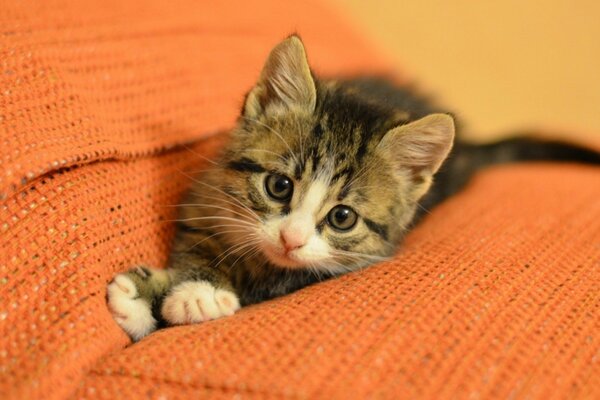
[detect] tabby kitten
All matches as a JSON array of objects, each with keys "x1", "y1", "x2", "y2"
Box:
[{"x1": 107, "y1": 35, "x2": 598, "y2": 341}]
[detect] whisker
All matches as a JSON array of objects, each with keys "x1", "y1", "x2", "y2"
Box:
[
  {"x1": 331, "y1": 249, "x2": 390, "y2": 262},
  {"x1": 166, "y1": 203, "x2": 258, "y2": 223},
  {"x1": 314, "y1": 258, "x2": 352, "y2": 275},
  {"x1": 189, "y1": 192, "x2": 261, "y2": 222},
  {"x1": 187, "y1": 229, "x2": 251, "y2": 251},
  {"x1": 230, "y1": 246, "x2": 262, "y2": 270},
  {"x1": 169, "y1": 216, "x2": 256, "y2": 228},
  {"x1": 182, "y1": 167, "x2": 223, "y2": 175},
  {"x1": 211, "y1": 239, "x2": 262, "y2": 269},
  {"x1": 182, "y1": 143, "x2": 220, "y2": 166},
  {"x1": 243, "y1": 148, "x2": 288, "y2": 164},
  {"x1": 416, "y1": 202, "x2": 432, "y2": 216},
  {"x1": 343, "y1": 184, "x2": 381, "y2": 192},
  {"x1": 175, "y1": 168, "x2": 263, "y2": 226},
  {"x1": 180, "y1": 171, "x2": 261, "y2": 221},
  {"x1": 182, "y1": 223, "x2": 257, "y2": 231},
  {"x1": 344, "y1": 158, "x2": 385, "y2": 190},
  {"x1": 311, "y1": 260, "x2": 328, "y2": 280}
]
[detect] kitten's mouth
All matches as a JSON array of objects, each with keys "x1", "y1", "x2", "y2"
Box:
[{"x1": 261, "y1": 245, "x2": 306, "y2": 269}]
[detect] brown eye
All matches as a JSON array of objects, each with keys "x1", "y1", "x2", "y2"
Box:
[
  {"x1": 327, "y1": 205, "x2": 358, "y2": 231},
  {"x1": 265, "y1": 174, "x2": 293, "y2": 201}
]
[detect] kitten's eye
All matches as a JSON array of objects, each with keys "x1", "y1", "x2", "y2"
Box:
[
  {"x1": 327, "y1": 205, "x2": 358, "y2": 231},
  {"x1": 265, "y1": 174, "x2": 293, "y2": 201}
]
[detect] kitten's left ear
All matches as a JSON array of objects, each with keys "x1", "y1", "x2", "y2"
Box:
[
  {"x1": 378, "y1": 113, "x2": 455, "y2": 198},
  {"x1": 243, "y1": 35, "x2": 317, "y2": 118}
]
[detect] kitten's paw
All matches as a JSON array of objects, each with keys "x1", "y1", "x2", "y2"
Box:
[
  {"x1": 161, "y1": 281, "x2": 240, "y2": 325},
  {"x1": 107, "y1": 274, "x2": 156, "y2": 341}
]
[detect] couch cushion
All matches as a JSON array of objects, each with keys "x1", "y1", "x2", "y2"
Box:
[
  {"x1": 0, "y1": 1, "x2": 394, "y2": 399},
  {"x1": 74, "y1": 163, "x2": 600, "y2": 399}
]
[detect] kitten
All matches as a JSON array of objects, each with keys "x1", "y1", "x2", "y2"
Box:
[{"x1": 107, "y1": 35, "x2": 599, "y2": 341}]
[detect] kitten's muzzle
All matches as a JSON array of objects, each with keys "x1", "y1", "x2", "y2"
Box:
[{"x1": 279, "y1": 227, "x2": 308, "y2": 253}]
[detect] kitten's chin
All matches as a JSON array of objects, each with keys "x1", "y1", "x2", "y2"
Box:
[{"x1": 263, "y1": 248, "x2": 306, "y2": 269}]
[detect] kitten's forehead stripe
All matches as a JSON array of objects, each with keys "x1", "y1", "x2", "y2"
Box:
[
  {"x1": 228, "y1": 157, "x2": 266, "y2": 173},
  {"x1": 294, "y1": 162, "x2": 303, "y2": 180},
  {"x1": 331, "y1": 166, "x2": 354, "y2": 184},
  {"x1": 310, "y1": 146, "x2": 321, "y2": 173},
  {"x1": 337, "y1": 184, "x2": 351, "y2": 201},
  {"x1": 356, "y1": 131, "x2": 370, "y2": 161}
]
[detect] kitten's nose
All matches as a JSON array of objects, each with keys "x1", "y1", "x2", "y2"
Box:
[{"x1": 279, "y1": 228, "x2": 307, "y2": 252}]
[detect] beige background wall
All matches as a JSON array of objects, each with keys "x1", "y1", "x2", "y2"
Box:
[{"x1": 334, "y1": 0, "x2": 600, "y2": 141}]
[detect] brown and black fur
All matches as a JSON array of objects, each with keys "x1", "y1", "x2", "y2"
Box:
[
  {"x1": 326, "y1": 76, "x2": 600, "y2": 219},
  {"x1": 109, "y1": 35, "x2": 599, "y2": 336}
]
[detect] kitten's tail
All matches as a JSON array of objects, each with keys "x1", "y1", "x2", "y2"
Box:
[
  {"x1": 419, "y1": 136, "x2": 599, "y2": 214},
  {"x1": 458, "y1": 137, "x2": 600, "y2": 167}
]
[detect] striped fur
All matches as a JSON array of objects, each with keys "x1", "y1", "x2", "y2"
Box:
[{"x1": 171, "y1": 35, "x2": 455, "y2": 304}]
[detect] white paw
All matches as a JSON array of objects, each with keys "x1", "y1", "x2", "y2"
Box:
[
  {"x1": 161, "y1": 281, "x2": 240, "y2": 325},
  {"x1": 107, "y1": 274, "x2": 156, "y2": 341}
]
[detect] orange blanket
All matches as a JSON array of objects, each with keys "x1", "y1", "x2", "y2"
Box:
[{"x1": 1, "y1": 1, "x2": 598, "y2": 399}]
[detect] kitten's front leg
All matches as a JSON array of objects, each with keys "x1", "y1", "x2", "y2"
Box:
[
  {"x1": 107, "y1": 253, "x2": 240, "y2": 340},
  {"x1": 107, "y1": 266, "x2": 171, "y2": 341},
  {"x1": 160, "y1": 253, "x2": 240, "y2": 326}
]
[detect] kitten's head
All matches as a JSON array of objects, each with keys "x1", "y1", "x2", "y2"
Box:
[{"x1": 210, "y1": 35, "x2": 454, "y2": 273}]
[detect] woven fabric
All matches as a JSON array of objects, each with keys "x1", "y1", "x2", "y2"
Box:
[
  {"x1": 1, "y1": 1, "x2": 599, "y2": 400},
  {"x1": 70, "y1": 164, "x2": 599, "y2": 400}
]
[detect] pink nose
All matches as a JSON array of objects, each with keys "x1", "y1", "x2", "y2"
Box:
[{"x1": 280, "y1": 228, "x2": 307, "y2": 251}]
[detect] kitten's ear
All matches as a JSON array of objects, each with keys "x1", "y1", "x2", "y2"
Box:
[
  {"x1": 378, "y1": 113, "x2": 455, "y2": 198},
  {"x1": 243, "y1": 35, "x2": 317, "y2": 118}
]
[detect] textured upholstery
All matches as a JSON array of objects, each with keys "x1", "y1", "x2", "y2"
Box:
[{"x1": 1, "y1": 1, "x2": 598, "y2": 399}]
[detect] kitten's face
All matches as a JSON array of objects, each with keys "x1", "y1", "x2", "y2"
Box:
[
  {"x1": 222, "y1": 112, "x2": 403, "y2": 273},
  {"x1": 205, "y1": 36, "x2": 454, "y2": 274}
]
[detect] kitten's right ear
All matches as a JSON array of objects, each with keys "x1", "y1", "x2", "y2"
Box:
[{"x1": 243, "y1": 35, "x2": 317, "y2": 118}]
